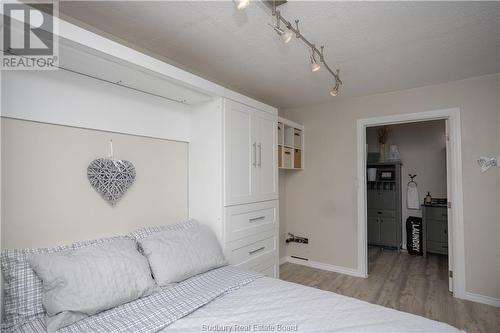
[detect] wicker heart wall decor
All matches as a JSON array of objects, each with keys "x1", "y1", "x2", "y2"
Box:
[{"x1": 87, "y1": 140, "x2": 136, "y2": 206}]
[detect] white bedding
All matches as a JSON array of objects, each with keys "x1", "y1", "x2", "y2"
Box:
[{"x1": 163, "y1": 277, "x2": 462, "y2": 333}]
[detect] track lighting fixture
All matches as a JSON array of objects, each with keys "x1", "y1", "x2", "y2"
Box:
[
  {"x1": 237, "y1": 0, "x2": 343, "y2": 96},
  {"x1": 234, "y1": 0, "x2": 250, "y2": 11},
  {"x1": 310, "y1": 48, "x2": 320, "y2": 72}
]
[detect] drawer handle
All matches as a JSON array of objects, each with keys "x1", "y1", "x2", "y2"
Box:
[
  {"x1": 248, "y1": 246, "x2": 265, "y2": 255},
  {"x1": 249, "y1": 216, "x2": 266, "y2": 222}
]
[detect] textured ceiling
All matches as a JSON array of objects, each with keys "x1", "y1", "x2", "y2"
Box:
[{"x1": 59, "y1": 1, "x2": 500, "y2": 109}]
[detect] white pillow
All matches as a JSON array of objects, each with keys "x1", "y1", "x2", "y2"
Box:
[
  {"x1": 138, "y1": 223, "x2": 226, "y2": 285},
  {"x1": 28, "y1": 239, "x2": 157, "y2": 332}
]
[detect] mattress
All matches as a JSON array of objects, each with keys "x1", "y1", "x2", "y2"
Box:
[
  {"x1": 163, "y1": 276, "x2": 462, "y2": 333},
  {"x1": 8, "y1": 267, "x2": 462, "y2": 333}
]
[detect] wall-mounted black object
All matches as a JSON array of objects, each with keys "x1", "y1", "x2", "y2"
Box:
[
  {"x1": 406, "y1": 216, "x2": 423, "y2": 256},
  {"x1": 290, "y1": 256, "x2": 308, "y2": 261},
  {"x1": 285, "y1": 233, "x2": 308, "y2": 244}
]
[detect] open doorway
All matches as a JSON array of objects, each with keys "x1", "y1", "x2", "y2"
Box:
[
  {"x1": 356, "y1": 108, "x2": 465, "y2": 300},
  {"x1": 365, "y1": 120, "x2": 451, "y2": 292}
]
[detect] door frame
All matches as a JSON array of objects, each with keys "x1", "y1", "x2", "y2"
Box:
[{"x1": 356, "y1": 108, "x2": 465, "y2": 299}]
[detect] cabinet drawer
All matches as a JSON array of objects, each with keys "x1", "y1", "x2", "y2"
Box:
[
  {"x1": 427, "y1": 240, "x2": 448, "y2": 254},
  {"x1": 425, "y1": 207, "x2": 448, "y2": 221},
  {"x1": 224, "y1": 201, "x2": 278, "y2": 242},
  {"x1": 233, "y1": 255, "x2": 277, "y2": 278},
  {"x1": 368, "y1": 209, "x2": 395, "y2": 218},
  {"x1": 226, "y1": 232, "x2": 276, "y2": 267}
]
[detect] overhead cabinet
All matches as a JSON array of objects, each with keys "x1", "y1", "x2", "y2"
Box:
[{"x1": 224, "y1": 100, "x2": 278, "y2": 206}]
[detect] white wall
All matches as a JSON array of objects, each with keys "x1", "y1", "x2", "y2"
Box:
[
  {"x1": 1, "y1": 118, "x2": 188, "y2": 249},
  {"x1": 366, "y1": 121, "x2": 447, "y2": 249},
  {"x1": 1, "y1": 69, "x2": 191, "y2": 249},
  {"x1": 1, "y1": 70, "x2": 191, "y2": 142},
  {"x1": 281, "y1": 74, "x2": 500, "y2": 300}
]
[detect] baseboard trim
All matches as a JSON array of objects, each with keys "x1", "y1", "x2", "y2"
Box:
[
  {"x1": 464, "y1": 292, "x2": 500, "y2": 307},
  {"x1": 280, "y1": 256, "x2": 365, "y2": 278}
]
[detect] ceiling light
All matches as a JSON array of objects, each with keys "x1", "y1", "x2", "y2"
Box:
[
  {"x1": 330, "y1": 80, "x2": 340, "y2": 96},
  {"x1": 234, "y1": 0, "x2": 250, "y2": 11},
  {"x1": 271, "y1": 25, "x2": 292, "y2": 44},
  {"x1": 310, "y1": 49, "x2": 320, "y2": 72},
  {"x1": 280, "y1": 29, "x2": 293, "y2": 44},
  {"x1": 270, "y1": 11, "x2": 293, "y2": 44}
]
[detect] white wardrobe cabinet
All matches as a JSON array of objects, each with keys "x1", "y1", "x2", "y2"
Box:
[
  {"x1": 224, "y1": 99, "x2": 278, "y2": 206},
  {"x1": 190, "y1": 98, "x2": 279, "y2": 278}
]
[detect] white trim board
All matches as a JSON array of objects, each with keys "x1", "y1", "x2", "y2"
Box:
[
  {"x1": 279, "y1": 256, "x2": 365, "y2": 278},
  {"x1": 464, "y1": 292, "x2": 500, "y2": 308},
  {"x1": 356, "y1": 108, "x2": 467, "y2": 301}
]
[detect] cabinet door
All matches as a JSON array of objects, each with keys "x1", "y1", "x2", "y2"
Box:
[
  {"x1": 427, "y1": 219, "x2": 448, "y2": 243},
  {"x1": 255, "y1": 110, "x2": 278, "y2": 201},
  {"x1": 224, "y1": 100, "x2": 258, "y2": 206},
  {"x1": 367, "y1": 217, "x2": 380, "y2": 244},
  {"x1": 380, "y1": 217, "x2": 397, "y2": 246}
]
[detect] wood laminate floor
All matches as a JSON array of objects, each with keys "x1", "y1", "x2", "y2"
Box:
[{"x1": 279, "y1": 247, "x2": 500, "y2": 333}]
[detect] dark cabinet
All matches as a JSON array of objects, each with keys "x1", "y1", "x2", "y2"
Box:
[
  {"x1": 423, "y1": 205, "x2": 448, "y2": 255},
  {"x1": 367, "y1": 162, "x2": 402, "y2": 249}
]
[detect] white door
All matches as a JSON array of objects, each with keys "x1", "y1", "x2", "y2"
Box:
[
  {"x1": 445, "y1": 119, "x2": 453, "y2": 293},
  {"x1": 255, "y1": 110, "x2": 278, "y2": 201},
  {"x1": 224, "y1": 100, "x2": 258, "y2": 206}
]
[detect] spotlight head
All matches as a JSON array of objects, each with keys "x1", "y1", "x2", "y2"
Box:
[
  {"x1": 272, "y1": 26, "x2": 292, "y2": 44},
  {"x1": 234, "y1": 0, "x2": 250, "y2": 10},
  {"x1": 310, "y1": 50, "x2": 320, "y2": 72},
  {"x1": 311, "y1": 61, "x2": 320, "y2": 72},
  {"x1": 330, "y1": 80, "x2": 340, "y2": 96},
  {"x1": 280, "y1": 30, "x2": 293, "y2": 44}
]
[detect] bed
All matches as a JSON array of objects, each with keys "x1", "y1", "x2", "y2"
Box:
[
  {"x1": 8, "y1": 266, "x2": 462, "y2": 333},
  {"x1": 2, "y1": 221, "x2": 463, "y2": 333},
  {"x1": 164, "y1": 270, "x2": 462, "y2": 333}
]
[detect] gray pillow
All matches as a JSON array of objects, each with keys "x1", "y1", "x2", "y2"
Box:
[
  {"x1": 0, "y1": 235, "x2": 127, "y2": 331},
  {"x1": 138, "y1": 223, "x2": 226, "y2": 285},
  {"x1": 128, "y1": 219, "x2": 198, "y2": 241},
  {"x1": 28, "y1": 239, "x2": 157, "y2": 332}
]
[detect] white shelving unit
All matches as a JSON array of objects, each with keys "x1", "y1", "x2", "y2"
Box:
[{"x1": 278, "y1": 117, "x2": 304, "y2": 170}]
